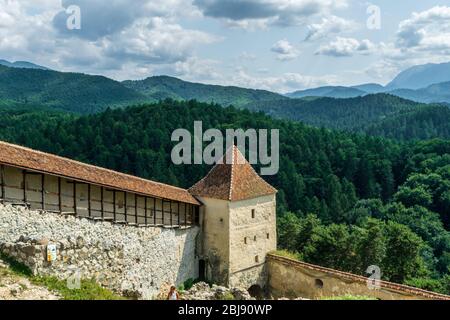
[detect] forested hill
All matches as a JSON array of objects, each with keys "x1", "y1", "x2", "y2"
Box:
[
  {"x1": 244, "y1": 94, "x2": 421, "y2": 130},
  {"x1": 0, "y1": 100, "x2": 448, "y2": 293},
  {"x1": 0, "y1": 65, "x2": 148, "y2": 113},
  {"x1": 0, "y1": 65, "x2": 286, "y2": 113},
  {"x1": 366, "y1": 105, "x2": 450, "y2": 140},
  {"x1": 244, "y1": 94, "x2": 450, "y2": 140},
  {"x1": 122, "y1": 75, "x2": 287, "y2": 107}
]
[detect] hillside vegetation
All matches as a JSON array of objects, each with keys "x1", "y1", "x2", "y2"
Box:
[
  {"x1": 0, "y1": 100, "x2": 448, "y2": 294},
  {"x1": 0, "y1": 65, "x2": 147, "y2": 114},
  {"x1": 122, "y1": 75, "x2": 287, "y2": 107},
  {"x1": 245, "y1": 94, "x2": 420, "y2": 130}
]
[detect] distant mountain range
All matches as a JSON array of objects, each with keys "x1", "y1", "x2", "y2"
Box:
[
  {"x1": 122, "y1": 75, "x2": 286, "y2": 107},
  {"x1": 0, "y1": 64, "x2": 286, "y2": 114},
  {"x1": 287, "y1": 62, "x2": 450, "y2": 104},
  {"x1": 0, "y1": 59, "x2": 49, "y2": 70},
  {"x1": 0, "y1": 59, "x2": 450, "y2": 141},
  {"x1": 386, "y1": 62, "x2": 450, "y2": 90}
]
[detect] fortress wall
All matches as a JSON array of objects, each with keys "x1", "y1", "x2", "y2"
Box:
[
  {"x1": 0, "y1": 203, "x2": 199, "y2": 299},
  {"x1": 267, "y1": 254, "x2": 450, "y2": 300}
]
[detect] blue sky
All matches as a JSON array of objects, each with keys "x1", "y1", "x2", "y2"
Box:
[{"x1": 1, "y1": 0, "x2": 450, "y2": 92}]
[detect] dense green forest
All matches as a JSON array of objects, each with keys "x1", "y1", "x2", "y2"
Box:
[
  {"x1": 2, "y1": 64, "x2": 450, "y2": 142},
  {"x1": 366, "y1": 105, "x2": 450, "y2": 140},
  {"x1": 0, "y1": 65, "x2": 285, "y2": 114},
  {"x1": 0, "y1": 100, "x2": 449, "y2": 294},
  {"x1": 245, "y1": 94, "x2": 450, "y2": 141},
  {"x1": 0, "y1": 65, "x2": 147, "y2": 113},
  {"x1": 122, "y1": 75, "x2": 286, "y2": 107}
]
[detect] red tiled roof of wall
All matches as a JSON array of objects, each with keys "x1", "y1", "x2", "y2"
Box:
[{"x1": 0, "y1": 141, "x2": 199, "y2": 205}]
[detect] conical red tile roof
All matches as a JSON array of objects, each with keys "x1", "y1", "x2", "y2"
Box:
[{"x1": 189, "y1": 146, "x2": 277, "y2": 201}]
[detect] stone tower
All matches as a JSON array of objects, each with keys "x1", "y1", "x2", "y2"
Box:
[{"x1": 189, "y1": 146, "x2": 277, "y2": 290}]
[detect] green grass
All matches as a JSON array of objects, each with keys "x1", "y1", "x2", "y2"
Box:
[
  {"x1": 0, "y1": 253, "x2": 124, "y2": 300},
  {"x1": 321, "y1": 295, "x2": 377, "y2": 300},
  {"x1": 270, "y1": 250, "x2": 303, "y2": 261}
]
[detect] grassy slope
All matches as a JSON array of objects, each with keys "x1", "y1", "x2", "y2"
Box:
[{"x1": 0, "y1": 253, "x2": 124, "y2": 300}]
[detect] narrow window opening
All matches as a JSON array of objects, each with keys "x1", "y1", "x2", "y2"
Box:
[{"x1": 251, "y1": 209, "x2": 255, "y2": 218}]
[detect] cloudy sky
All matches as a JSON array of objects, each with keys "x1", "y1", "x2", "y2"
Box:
[{"x1": 1, "y1": 0, "x2": 450, "y2": 92}]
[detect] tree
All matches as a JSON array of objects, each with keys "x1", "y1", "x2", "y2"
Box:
[{"x1": 382, "y1": 222, "x2": 429, "y2": 283}]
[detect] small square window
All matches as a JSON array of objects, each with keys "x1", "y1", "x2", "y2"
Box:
[
  {"x1": 267, "y1": 233, "x2": 270, "y2": 239},
  {"x1": 255, "y1": 255, "x2": 259, "y2": 263},
  {"x1": 251, "y1": 209, "x2": 255, "y2": 218},
  {"x1": 254, "y1": 235, "x2": 257, "y2": 241}
]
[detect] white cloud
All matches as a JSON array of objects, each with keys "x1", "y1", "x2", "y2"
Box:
[
  {"x1": 271, "y1": 40, "x2": 299, "y2": 61},
  {"x1": 103, "y1": 17, "x2": 218, "y2": 65},
  {"x1": 0, "y1": 0, "x2": 218, "y2": 79},
  {"x1": 363, "y1": 5, "x2": 450, "y2": 84},
  {"x1": 396, "y1": 6, "x2": 450, "y2": 49},
  {"x1": 223, "y1": 67, "x2": 337, "y2": 92},
  {"x1": 305, "y1": 15, "x2": 355, "y2": 41},
  {"x1": 315, "y1": 37, "x2": 375, "y2": 57},
  {"x1": 239, "y1": 52, "x2": 257, "y2": 61}
]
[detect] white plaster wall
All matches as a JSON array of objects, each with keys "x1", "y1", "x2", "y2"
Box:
[{"x1": 198, "y1": 196, "x2": 230, "y2": 285}]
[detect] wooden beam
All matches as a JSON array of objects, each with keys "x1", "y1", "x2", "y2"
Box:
[
  {"x1": 22, "y1": 170, "x2": 27, "y2": 203},
  {"x1": 100, "y1": 187, "x2": 104, "y2": 219},
  {"x1": 58, "y1": 177, "x2": 62, "y2": 212},
  {"x1": 144, "y1": 197, "x2": 148, "y2": 225},
  {"x1": 1, "y1": 164, "x2": 5, "y2": 200},
  {"x1": 88, "y1": 184, "x2": 91, "y2": 218},
  {"x1": 153, "y1": 198, "x2": 156, "y2": 225},
  {"x1": 41, "y1": 174, "x2": 45, "y2": 210},
  {"x1": 124, "y1": 191, "x2": 127, "y2": 223},
  {"x1": 170, "y1": 201, "x2": 173, "y2": 227},
  {"x1": 113, "y1": 190, "x2": 116, "y2": 221},
  {"x1": 162, "y1": 200, "x2": 165, "y2": 225},
  {"x1": 135, "y1": 194, "x2": 138, "y2": 224},
  {"x1": 73, "y1": 181, "x2": 77, "y2": 216},
  {"x1": 185, "y1": 203, "x2": 187, "y2": 228}
]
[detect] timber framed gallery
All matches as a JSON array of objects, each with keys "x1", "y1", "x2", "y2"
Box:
[{"x1": 0, "y1": 141, "x2": 200, "y2": 228}]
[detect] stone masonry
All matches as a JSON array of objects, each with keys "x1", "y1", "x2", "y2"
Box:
[{"x1": 0, "y1": 203, "x2": 199, "y2": 299}]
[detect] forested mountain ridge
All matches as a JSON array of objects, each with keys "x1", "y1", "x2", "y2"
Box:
[
  {"x1": 122, "y1": 75, "x2": 287, "y2": 107},
  {"x1": 0, "y1": 65, "x2": 147, "y2": 114},
  {"x1": 244, "y1": 94, "x2": 421, "y2": 130},
  {"x1": 0, "y1": 100, "x2": 448, "y2": 294},
  {"x1": 0, "y1": 65, "x2": 287, "y2": 113}
]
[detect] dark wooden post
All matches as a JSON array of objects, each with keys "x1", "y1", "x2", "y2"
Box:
[
  {"x1": 22, "y1": 170, "x2": 27, "y2": 203},
  {"x1": 144, "y1": 197, "x2": 148, "y2": 225},
  {"x1": 135, "y1": 194, "x2": 138, "y2": 224},
  {"x1": 185, "y1": 204, "x2": 188, "y2": 228},
  {"x1": 161, "y1": 199, "x2": 165, "y2": 226},
  {"x1": 58, "y1": 177, "x2": 62, "y2": 212},
  {"x1": 88, "y1": 184, "x2": 91, "y2": 217},
  {"x1": 113, "y1": 190, "x2": 116, "y2": 221},
  {"x1": 153, "y1": 198, "x2": 156, "y2": 225},
  {"x1": 170, "y1": 201, "x2": 173, "y2": 227},
  {"x1": 41, "y1": 174, "x2": 45, "y2": 210},
  {"x1": 100, "y1": 187, "x2": 104, "y2": 219},
  {"x1": 73, "y1": 181, "x2": 77, "y2": 216},
  {"x1": 1, "y1": 164, "x2": 5, "y2": 201},
  {"x1": 124, "y1": 192, "x2": 127, "y2": 223}
]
